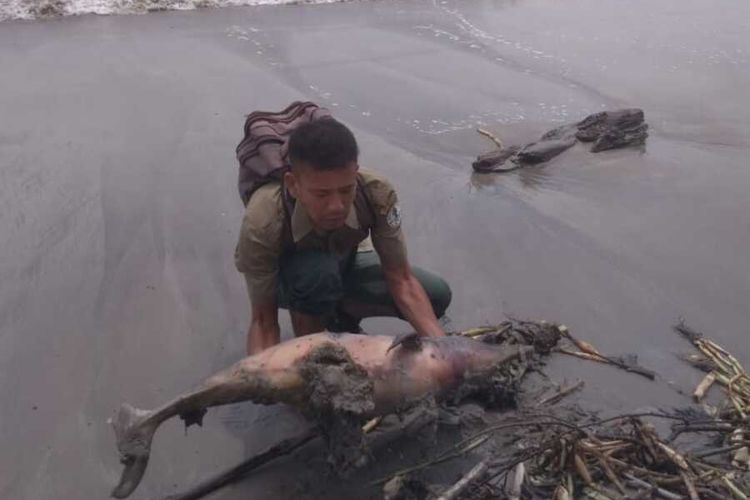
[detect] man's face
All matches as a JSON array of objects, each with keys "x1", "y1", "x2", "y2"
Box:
[{"x1": 285, "y1": 161, "x2": 358, "y2": 231}]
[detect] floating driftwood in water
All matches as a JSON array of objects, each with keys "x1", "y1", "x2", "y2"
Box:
[
  {"x1": 472, "y1": 108, "x2": 649, "y2": 172},
  {"x1": 515, "y1": 136, "x2": 578, "y2": 164},
  {"x1": 473, "y1": 145, "x2": 522, "y2": 173}
]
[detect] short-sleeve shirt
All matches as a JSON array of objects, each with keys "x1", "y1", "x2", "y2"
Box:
[{"x1": 234, "y1": 169, "x2": 407, "y2": 303}]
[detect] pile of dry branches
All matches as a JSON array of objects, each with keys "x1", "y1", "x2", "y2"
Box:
[
  {"x1": 486, "y1": 412, "x2": 749, "y2": 499},
  {"x1": 414, "y1": 321, "x2": 750, "y2": 499},
  {"x1": 676, "y1": 323, "x2": 750, "y2": 475}
]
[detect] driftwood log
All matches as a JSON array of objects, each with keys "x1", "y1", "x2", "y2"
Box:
[{"x1": 473, "y1": 108, "x2": 649, "y2": 173}]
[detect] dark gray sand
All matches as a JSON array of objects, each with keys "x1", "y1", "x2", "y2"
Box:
[{"x1": 1, "y1": 0, "x2": 749, "y2": 498}]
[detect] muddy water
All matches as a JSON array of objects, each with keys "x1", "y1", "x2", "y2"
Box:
[{"x1": 1, "y1": 0, "x2": 749, "y2": 498}]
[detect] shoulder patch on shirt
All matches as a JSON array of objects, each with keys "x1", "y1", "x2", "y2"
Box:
[{"x1": 386, "y1": 204, "x2": 402, "y2": 228}]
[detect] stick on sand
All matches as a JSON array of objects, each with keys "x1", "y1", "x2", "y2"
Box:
[{"x1": 162, "y1": 429, "x2": 319, "y2": 500}]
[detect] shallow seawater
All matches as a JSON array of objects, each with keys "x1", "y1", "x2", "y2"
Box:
[{"x1": 0, "y1": 0, "x2": 341, "y2": 22}]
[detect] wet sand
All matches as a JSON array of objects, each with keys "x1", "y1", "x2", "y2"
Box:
[{"x1": 1, "y1": 0, "x2": 749, "y2": 498}]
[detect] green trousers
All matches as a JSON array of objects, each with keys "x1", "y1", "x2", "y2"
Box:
[{"x1": 278, "y1": 249, "x2": 451, "y2": 327}]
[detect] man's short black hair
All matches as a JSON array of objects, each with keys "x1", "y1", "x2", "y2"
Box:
[{"x1": 288, "y1": 118, "x2": 359, "y2": 170}]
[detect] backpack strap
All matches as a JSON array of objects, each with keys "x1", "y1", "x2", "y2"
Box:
[
  {"x1": 279, "y1": 178, "x2": 296, "y2": 254},
  {"x1": 353, "y1": 174, "x2": 376, "y2": 230}
]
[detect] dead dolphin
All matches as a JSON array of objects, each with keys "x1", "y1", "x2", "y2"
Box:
[{"x1": 110, "y1": 332, "x2": 527, "y2": 498}]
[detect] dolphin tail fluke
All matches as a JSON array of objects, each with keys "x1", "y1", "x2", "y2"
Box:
[
  {"x1": 109, "y1": 403, "x2": 156, "y2": 498},
  {"x1": 111, "y1": 454, "x2": 149, "y2": 499}
]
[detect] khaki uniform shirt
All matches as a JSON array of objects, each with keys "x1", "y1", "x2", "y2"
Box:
[{"x1": 235, "y1": 169, "x2": 407, "y2": 303}]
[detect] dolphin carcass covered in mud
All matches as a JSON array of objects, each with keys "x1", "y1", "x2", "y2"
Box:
[{"x1": 109, "y1": 331, "x2": 543, "y2": 498}]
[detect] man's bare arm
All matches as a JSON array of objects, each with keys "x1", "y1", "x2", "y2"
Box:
[
  {"x1": 383, "y1": 261, "x2": 445, "y2": 338},
  {"x1": 247, "y1": 300, "x2": 281, "y2": 355}
]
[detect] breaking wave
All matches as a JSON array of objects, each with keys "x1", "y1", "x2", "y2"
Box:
[{"x1": 1, "y1": 0, "x2": 344, "y2": 22}]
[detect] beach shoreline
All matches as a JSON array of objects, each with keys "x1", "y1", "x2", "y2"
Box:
[{"x1": 1, "y1": 0, "x2": 749, "y2": 498}]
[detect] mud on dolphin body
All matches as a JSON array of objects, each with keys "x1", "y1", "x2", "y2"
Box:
[
  {"x1": 109, "y1": 332, "x2": 527, "y2": 498},
  {"x1": 296, "y1": 342, "x2": 376, "y2": 471}
]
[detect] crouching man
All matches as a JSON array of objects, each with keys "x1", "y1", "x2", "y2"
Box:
[{"x1": 235, "y1": 118, "x2": 452, "y2": 354}]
